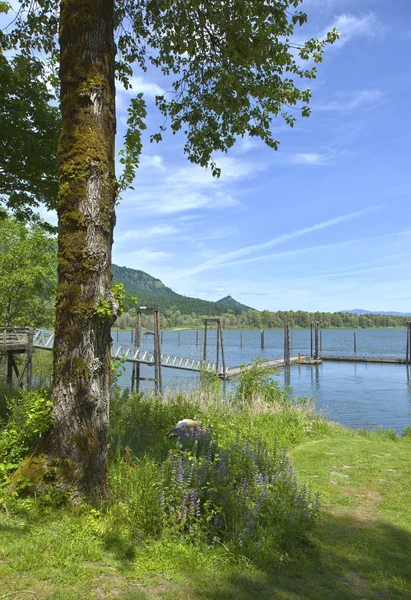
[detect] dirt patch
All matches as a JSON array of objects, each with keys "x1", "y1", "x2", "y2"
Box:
[{"x1": 341, "y1": 571, "x2": 368, "y2": 593}]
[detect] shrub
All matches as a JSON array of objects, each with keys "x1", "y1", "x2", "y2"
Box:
[
  {"x1": 0, "y1": 389, "x2": 53, "y2": 480},
  {"x1": 235, "y1": 357, "x2": 287, "y2": 406}
]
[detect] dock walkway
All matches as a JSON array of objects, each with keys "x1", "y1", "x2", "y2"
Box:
[{"x1": 23, "y1": 330, "x2": 411, "y2": 382}]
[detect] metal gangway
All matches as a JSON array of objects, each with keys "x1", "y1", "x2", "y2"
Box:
[{"x1": 33, "y1": 329, "x2": 225, "y2": 376}]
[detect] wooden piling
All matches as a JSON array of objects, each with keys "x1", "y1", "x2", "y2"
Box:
[
  {"x1": 261, "y1": 329, "x2": 265, "y2": 349},
  {"x1": 216, "y1": 326, "x2": 220, "y2": 372},
  {"x1": 6, "y1": 352, "x2": 13, "y2": 387},
  {"x1": 196, "y1": 330, "x2": 199, "y2": 346},
  {"x1": 131, "y1": 310, "x2": 141, "y2": 393},
  {"x1": 220, "y1": 324, "x2": 226, "y2": 375},
  {"x1": 203, "y1": 321, "x2": 208, "y2": 361},
  {"x1": 132, "y1": 308, "x2": 162, "y2": 394},
  {"x1": 406, "y1": 322, "x2": 411, "y2": 364},
  {"x1": 284, "y1": 323, "x2": 291, "y2": 366},
  {"x1": 354, "y1": 332, "x2": 357, "y2": 354},
  {"x1": 202, "y1": 317, "x2": 226, "y2": 375},
  {"x1": 314, "y1": 321, "x2": 319, "y2": 360},
  {"x1": 310, "y1": 322, "x2": 313, "y2": 358}
]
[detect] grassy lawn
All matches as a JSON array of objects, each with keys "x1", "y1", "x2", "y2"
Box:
[{"x1": 1, "y1": 431, "x2": 410, "y2": 599}]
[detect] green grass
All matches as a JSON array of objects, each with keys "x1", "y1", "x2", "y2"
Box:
[{"x1": 0, "y1": 389, "x2": 410, "y2": 599}]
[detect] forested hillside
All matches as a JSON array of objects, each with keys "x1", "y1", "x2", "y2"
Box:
[
  {"x1": 112, "y1": 264, "x2": 246, "y2": 317},
  {"x1": 216, "y1": 295, "x2": 254, "y2": 311},
  {"x1": 113, "y1": 265, "x2": 411, "y2": 330}
]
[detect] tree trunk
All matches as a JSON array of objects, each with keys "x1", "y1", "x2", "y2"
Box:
[{"x1": 47, "y1": 0, "x2": 117, "y2": 500}]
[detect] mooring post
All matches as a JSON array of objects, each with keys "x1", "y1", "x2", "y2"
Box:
[
  {"x1": 240, "y1": 330, "x2": 243, "y2": 348},
  {"x1": 153, "y1": 309, "x2": 163, "y2": 395},
  {"x1": 203, "y1": 321, "x2": 208, "y2": 361},
  {"x1": 220, "y1": 321, "x2": 226, "y2": 377},
  {"x1": 314, "y1": 321, "x2": 319, "y2": 360},
  {"x1": 409, "y1": 322, "x2": 411, "y2": 365},
  {"x1": 407, "y1": 322, "x2": 411, "y2": 364},
  {"x1": 354, "y1": 332, "x2": 357, "y2": 354},
  {"x1": 261, "y1": 329, "x2": 265, "y2": 349},
  {"x1": 310, "y1": 322, "x2": 313, "y2": 358},
  {"x1": 216, "y1": 323, "x2": 220, "y2": 373},
  {"x1": 131, "y1": 309, "x2": 141, "y2": 392},
  {"x1": 284, "y1": 323, "x2": 291, "y2": 366}
]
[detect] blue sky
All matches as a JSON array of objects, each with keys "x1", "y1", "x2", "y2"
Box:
[
  {"x1": 5, "y1": 0, "x2": 411, "y2": 312},
  {"x1": 111, "y1": 0, "x2": 411, "y2": 312}
]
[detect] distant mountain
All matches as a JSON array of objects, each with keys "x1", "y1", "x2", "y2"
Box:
[
  {"x1": 216, "y1": 295, "x2": 255, "y2": 312},
  {"x1": 112, "y1": 265, "x2": 250, "y2": 316},
  {"x1": 341, "y1": 309, "x2": 411, "y2": 317}
]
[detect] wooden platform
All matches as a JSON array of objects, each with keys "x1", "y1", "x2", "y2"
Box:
[
  {"x1": 320, "y1": 355, "x2": 407, "y2": 364},
  {"x1": 0, "y1": 327, "x2": 34, "y2": 388},
  {"x1": 298, "y1": 358, "x2": 323, "y2": 365},
  {"x1": 224, "y1": 356, "x2": 300, "y2": 380},
  {"x1": 0, "y1": 327, "x2": 32, "y2": 354}
]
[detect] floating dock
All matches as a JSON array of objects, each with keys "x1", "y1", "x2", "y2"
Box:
[{"x1": 320, "y1": 355, "x2": 407, "y2": 364}]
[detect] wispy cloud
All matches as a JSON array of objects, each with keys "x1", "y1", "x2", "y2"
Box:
[
  {"x1": 220, "y1": 229, "x2": 410, "y2": 270},
  {"x1": 114, "y1": 225, "x2": 178, "y2": 246},
  {"x1": 112, "y1": 248, "x2": 171, "y2": 267},
  {"x1": 288, "y1": 152, "x2": 331, "y2": 166},
  {"x1": 316, "y1": 90, "x2": 385, "y2": 111},
  {"x1": 323, "y1": 13, "x2": 382, "y2": 47},
  {"x1": 122, "y1": 155, "x2": 266, "y2": 215},
  {"x1": 173, "y1": 207, "x2": 381, "y2": 277}
]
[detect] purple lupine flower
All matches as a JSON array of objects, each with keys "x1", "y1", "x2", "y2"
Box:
[{"x1": 189, "y1": 490, "x2": 197, "y2": 515}]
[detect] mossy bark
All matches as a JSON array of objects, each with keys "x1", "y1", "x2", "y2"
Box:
[{"x1": 42, "y1": 0, "x2": 117, "y2": 500}]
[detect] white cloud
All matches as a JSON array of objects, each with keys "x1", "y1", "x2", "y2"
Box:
[
  {"x1": 323, "y1": 13, "x2": 382, "y2": 47},
  {"x1": 172, "y1": 206, "x2": 381, "y2": 277},
  {"x1": 140, "y1": 155, "x2": 166, "y2": 170},
  {"x1": 113, "y1": 248, "x2": 171, "y2": 266},
  {"x1": 114, "y1": 225, "x2": 178, "y2": 245},
  {"x1": 122, "y1": 155, "x2": 266, "y2": 215},
  {"x1": 316, "y1": 90, "x2": 385, "y2": 111},
  {"x1": 116, "y1": 75, "x2": 165, "y2": 98},
  {"x1": 288, "y1": 152, "x2": 330, "y2": 166}
]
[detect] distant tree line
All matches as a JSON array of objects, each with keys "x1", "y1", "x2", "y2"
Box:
[{"x1": 115, "y1": 307, "x2": 411, "y2": 331}]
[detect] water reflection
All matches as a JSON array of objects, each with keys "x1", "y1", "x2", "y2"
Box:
[{"x1": 307, "y1": 364, "x2": 321, "y2": 391}]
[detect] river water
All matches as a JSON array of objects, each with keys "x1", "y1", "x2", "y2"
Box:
[{"x1": 113, "y1": 328, "x2": 411, "y2": 434}]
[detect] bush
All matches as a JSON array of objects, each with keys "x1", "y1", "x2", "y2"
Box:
[
  {"x1": 235, "y1": 357, "x2": 287, "y2": 406},
  {"x1": 0, "y1": 389, "x2": 53, "y2": 480}
]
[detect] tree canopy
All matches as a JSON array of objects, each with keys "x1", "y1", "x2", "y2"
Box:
[
  {"x1": 0, "y1": 216, "x2": 57, "y2": 327},
  {"x1": 0, "y1": 52, "x2": 60, "y2": 226},
  {"x1": 4, "y1": 0, "x2": 338, "y2": 181}
]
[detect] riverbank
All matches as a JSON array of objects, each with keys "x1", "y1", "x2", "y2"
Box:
[{"x1": 1, "y1": 382, "x2": 410, "y2": 599}]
